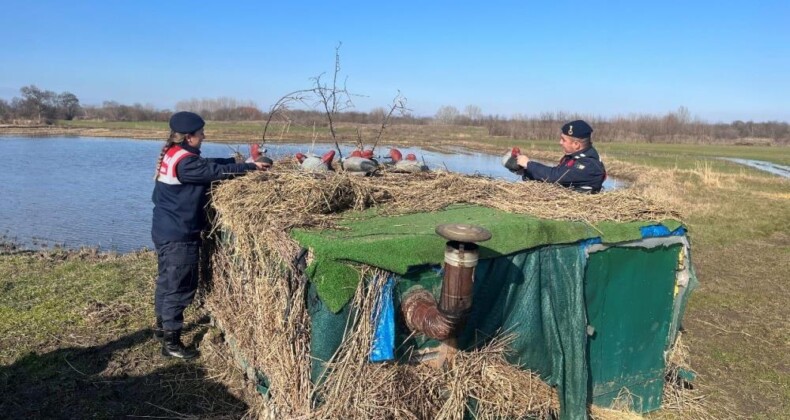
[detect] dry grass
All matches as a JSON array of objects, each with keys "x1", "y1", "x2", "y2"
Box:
[
  {"x1": 210, "y1": 164, "x2": 680, "y2": 234},
  {"x1": 594, "y1": 389, "x2": 661, "y2": 419},
  {"x1": 691, "y1": 161, "x2": 722, "y2": 187},
  {"x1": 432, "y1": 337, "x2": 559, "y2": 420},
  {"x1": 205, "y1": 229, "x2": 311, "y2": 418}
]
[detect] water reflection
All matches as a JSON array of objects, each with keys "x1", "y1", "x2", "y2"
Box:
[
  {"x1": 719, "y1": 157, "x2": 790, "y2": 178},
  {"x1": 0, "y1": 137, "x2": 622, "y2": 252}
]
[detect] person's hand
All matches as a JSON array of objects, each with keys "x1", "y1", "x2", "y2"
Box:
[
  {"x1": 516, "y1": 154, "x2": 530, "y2": 168},
  {"x1": 253, "y1": 161, "x2": 271, "y2": 171}
]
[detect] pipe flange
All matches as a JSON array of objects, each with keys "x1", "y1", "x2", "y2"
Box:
[{"x1": 435, "y1": 223, "x2": 492, "y2": 243}]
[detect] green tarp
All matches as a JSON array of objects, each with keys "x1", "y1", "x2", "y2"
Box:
[
  {"x1": 460, "y1": 244, "x2": 590, "y2": 420},
  {"x1": 291, "y1": 204, "x2": 682, "y2": 313},
  {"x1": 584, "y1": 245, "x2": 682, "y2": 412}
]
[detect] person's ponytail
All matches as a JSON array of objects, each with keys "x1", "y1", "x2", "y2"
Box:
[{"x1": 153, "y1": 131, "x2": 188, "y2": 180}]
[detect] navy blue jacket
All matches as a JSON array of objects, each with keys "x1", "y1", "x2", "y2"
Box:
[
  {"x1": 522, "y1": 146, "x2": 606, "y2": 193},
  {"x1": 152, "y1": 144, "x2": 255, "y2": 244}
]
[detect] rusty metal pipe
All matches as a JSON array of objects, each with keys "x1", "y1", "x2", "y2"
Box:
[
  {"x1": 401, "y1": 224, "x2": 490, "y2": 343},
  {"x1": 402, "y1": 243, "x2": 483, "y2": 341},
  {"x1": 438, "y1": 241, "x2": 478, "y2": 334},
  {"x1": 402, "y1": 288, "x2": 454, "y2": 340}
]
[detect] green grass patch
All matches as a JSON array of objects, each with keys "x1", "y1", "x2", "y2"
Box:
[{"x1": 0, "y1": 251, "x2": 156, "y2": 363}]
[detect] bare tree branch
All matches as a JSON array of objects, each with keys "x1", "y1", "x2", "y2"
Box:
[
  {"x1": 311, "y1": 42, "x2": 354, "y2": 160},
  {"x1": 355, "y1": 128, "x2": 364, "y2": 150},
  {"x1": 261, "y1": 89, "x2": 313, "y2": 143},
  {"x1": 371, "y1": 91, "x2": 409, "y2": 153}
]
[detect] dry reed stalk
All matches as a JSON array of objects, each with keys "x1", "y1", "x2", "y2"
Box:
[
  {"x1": 658, "y1": 332, "x2": 715, "y2": 420},
  {"x1": 590, "y1": 405, "x2": 644, "y2": 419},
  {"x1": 433, "y1": 336, "x2": 559, "y2": 420}
]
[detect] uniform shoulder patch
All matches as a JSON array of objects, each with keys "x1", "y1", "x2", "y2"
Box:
[{"x1": 575, "y1": 162, "x2": 586, "y2": 170}]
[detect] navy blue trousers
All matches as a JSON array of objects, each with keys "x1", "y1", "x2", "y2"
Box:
[{"x1": 154, "y1": 240, "x2": 201, "y2": 331}]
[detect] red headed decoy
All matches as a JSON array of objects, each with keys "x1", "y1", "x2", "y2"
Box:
[
  {"x1": 391, "y1": 150, "x2": 428, "y2": 173},
  {"x1": 296, "y1": 150, "x2": 335, "y2": 172},
  {"x1": 502, "y1": 147, "x2": 522, "y2": 172}
]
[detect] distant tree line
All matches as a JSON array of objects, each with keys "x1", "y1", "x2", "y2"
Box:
[
  {"x1": 0, "y1": 85, "x2": 82, "y2": 123},
  {"x1": 436, "y1": 105, "x2": 789, "y2": 145},
  {"x1": 1, "y1": 85, "x2": 787, "y2": 144},
  {"x1": 175, "y1": 97, "x2": 264, "y2": 120},
  {"x1": 174, "y1": 97, "x2": 430, "y2": 126}
]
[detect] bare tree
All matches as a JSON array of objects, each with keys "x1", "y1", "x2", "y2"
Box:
[
  {"x1": 311, "y1": 42, "x2": 356, "y2": 159},
  {"x1": 19, "y1": 85, "x2": 56, "y2": 122},
  {"x1": 435, "y1": 105, "x2": 459, "y2": 124},
  {"x1": 0, "y1": 99, "x2": 11, "y2": 122},
  {"x1": 56, "y1": 92, "x2": 81, "y2": 120},
  {"x1": 464, "y1": 104, "x2": 482, "y2": 124},
  {"x1": 176, "y1": 97, "x2": 261, "y2": 120},
  {"x1": 370, "y1": 91, "x2": 409, "y2": 152},
  {"x1": 368, "y1": 107, "x2": 386, "y2": 122},
  {"x1": 261, "y1": 89, "x2": 313, "y2": 143}
]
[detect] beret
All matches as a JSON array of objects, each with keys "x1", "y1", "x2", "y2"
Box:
[
  {"x1": 561, "y1": 120, "x2": 593, "y2": 139},
  {"x1": 169, "y1": 111, "x2": 205, "y2": 134}
]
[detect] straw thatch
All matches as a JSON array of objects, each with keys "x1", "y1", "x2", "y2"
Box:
[
  {"x1": 210, "y1": 168, "x2": 680, "y2": 233},
  {"x1": 202, "y1": 163, "x2": 688, "y2": 419}
]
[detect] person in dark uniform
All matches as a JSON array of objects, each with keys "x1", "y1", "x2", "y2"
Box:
[
  {"x1": 151, "y1": 111, "x2": 270, "y2": 359},
  {"x1": 508, "y1": 120, "x2": 606, "y2": 193}
]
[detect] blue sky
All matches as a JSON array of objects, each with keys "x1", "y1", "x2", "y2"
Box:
[{"x1": 1, "y1": 1, "x2": 788, "y2": 122}]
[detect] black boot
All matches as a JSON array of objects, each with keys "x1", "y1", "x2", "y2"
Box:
[
  {"x1": 153, "y1": 316, "x2": 164, "y2": 342},
  {"x1": 161, "y1": 329, "x2": 199, "y2": 359}
]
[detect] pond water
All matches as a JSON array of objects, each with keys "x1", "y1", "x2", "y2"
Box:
[
  {"x1": 0, "y1": 137, "x2": 621, "y2": 252},
  {"x1": 719, "y1": 157, "x2": 790, "y2": 178}
]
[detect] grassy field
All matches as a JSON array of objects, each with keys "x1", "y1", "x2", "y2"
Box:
[
  {"x1": 0, "y1": 122, "x2": 788, "y2": 418},
  {"x1": 7, "y1": 119, "x2": 496, "y2": 146}
]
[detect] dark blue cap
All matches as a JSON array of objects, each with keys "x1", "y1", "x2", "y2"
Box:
[
  {"x1": 561, "y1": 120, "x2": 593, "y2": 139},
  {"x1": 169, "y1": 111, "x2": 205, "y2": 134}
]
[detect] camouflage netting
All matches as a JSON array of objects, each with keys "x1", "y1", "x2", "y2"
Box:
[{"x1": 203, "y1": 166, "x2": 684, "y2": 419}]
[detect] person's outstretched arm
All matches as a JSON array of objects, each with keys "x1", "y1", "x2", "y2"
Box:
[
  {"x1": 523, "y1": 158, "x2": 604, "y2": 187},
  {"x1": 176, "y1": 155, "x2": 257, "y2": 184}
]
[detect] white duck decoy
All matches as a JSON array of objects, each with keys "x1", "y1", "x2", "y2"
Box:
[
  {"x1": 341, "y1": 150, "x2": 378, "y2": 175},
  {"x1": 296, "y1": 150, "x2": 335, "y2": 172},
  {"x1": 389, "y1": 148, "x2": 428, "y2": 173}
]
